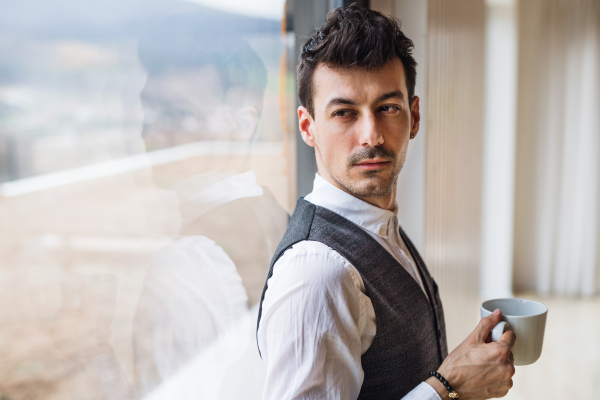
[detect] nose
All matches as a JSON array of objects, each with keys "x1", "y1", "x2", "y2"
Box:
[
  {"x1": 141, "y1": 123, "x2": 177, "y2": 150},
  {"x1": 358, "y1": 111, "x2": 384, "y2": 147}
]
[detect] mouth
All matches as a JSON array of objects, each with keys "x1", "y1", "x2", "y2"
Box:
[{"x1": 354, "y1": 158, "x2": 390, "y2": 171}]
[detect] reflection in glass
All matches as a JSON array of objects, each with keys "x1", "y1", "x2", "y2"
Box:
[
  {"x1": 132, "y1": 13, "x2": 288, "y2": 397},
  {"x1": 0, "y1": 2, "x2": 288, "y2": 399}
]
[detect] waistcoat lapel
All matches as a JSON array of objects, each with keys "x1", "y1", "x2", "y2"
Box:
[{"x1": 399, "y1": 228, "x2": 449, "y2": 360}]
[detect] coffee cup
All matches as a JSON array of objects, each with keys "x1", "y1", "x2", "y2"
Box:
[{"x1": 480, "y1": 298, "x2": 548, "y2": 366}]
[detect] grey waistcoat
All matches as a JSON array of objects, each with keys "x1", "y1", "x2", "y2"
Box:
[{"x1": 257, "y1": 198, "x2": 448, "y2": 399}]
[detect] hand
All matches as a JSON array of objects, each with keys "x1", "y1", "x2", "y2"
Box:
[{"x1": 426, "y1": 309, "x2": 516, "y2": 399}]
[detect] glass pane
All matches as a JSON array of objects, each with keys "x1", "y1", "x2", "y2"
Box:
[{"x1": 0, "y1": 0, "x2": 291, "y2": 398}]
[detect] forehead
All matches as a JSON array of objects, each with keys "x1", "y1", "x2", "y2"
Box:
[
  {"x1": 141, "y1": 65, "x2": 224, "y2": 104},
  {"x1": 312, "y1": 58, "x2": 407, "y2": 107}
]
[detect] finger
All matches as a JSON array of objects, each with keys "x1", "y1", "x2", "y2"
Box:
[
  {"x1": 485, "y1": 332, "x2": 492, "y2": 343},
  {"x1": 497, "y1": 330, "x2": 517, "y2": 349},
  {"x1": 509, "y1": 351, "x2": 514, "y2": 365},
  {"x1": 474, "y1": 309, "x2": 503, "y2": 343}
]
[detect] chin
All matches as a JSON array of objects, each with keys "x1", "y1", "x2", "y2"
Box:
[
  {"x1": 150, "y1": 169, "x2": 176, "y2": 191},
  {"x1": 355, "y1": 183, "x2": 395, "y2": 198},
  {"x1": 341, "y1": 175, "x2": 396, "y2": 198}
]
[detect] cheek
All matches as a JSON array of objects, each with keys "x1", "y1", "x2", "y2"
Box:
[
  {"x1": 207, "y1": 105, "x2": 235, "y2": 136},
  {"x1": 317, "y1": 127, "x2": 354, "y2": 166}
]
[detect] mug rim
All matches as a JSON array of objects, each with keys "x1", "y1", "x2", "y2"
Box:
[{"x1": 481, "y1": 297, "x2": 548, "y2": 318}]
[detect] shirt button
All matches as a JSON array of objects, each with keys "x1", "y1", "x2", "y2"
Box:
[{"x1": 378, "y1": 226, "x2": 386, "y2": 236}]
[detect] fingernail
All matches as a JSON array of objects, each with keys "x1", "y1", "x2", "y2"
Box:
[{"x1": 493, "y1": 309, "x2": 500, "y2": 315}]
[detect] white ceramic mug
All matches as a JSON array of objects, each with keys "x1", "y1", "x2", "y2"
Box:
[{"x1": 480, "y1": 298, "x2": 548, "y2": 366}]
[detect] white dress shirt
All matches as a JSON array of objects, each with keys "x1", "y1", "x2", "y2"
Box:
[
  {"x1": 258, "y1": 174, "x2": 441, "y2": 400},
  {"x1": 133, "y1": 170, "x2": 264, "y2": 396},
  {"x1": 174, "y1": 169, "x2": 264, "y2": 229}
]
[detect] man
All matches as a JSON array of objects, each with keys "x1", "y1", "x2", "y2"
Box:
[
  {"x1": 257, "y1": 6, "x2": 516, "y2": 400},
  {"x1": 134, "y1": 14, "x2": 288, "y2": 397}
]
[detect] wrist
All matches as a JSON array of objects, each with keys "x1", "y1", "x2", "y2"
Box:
[{"x1": 426, "y1": 376, "x2": 449, "y2": 400}]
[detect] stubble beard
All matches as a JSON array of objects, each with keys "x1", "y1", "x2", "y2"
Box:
[{"x1": 329, "y1": 146, "x2": 405, "y2": 198}]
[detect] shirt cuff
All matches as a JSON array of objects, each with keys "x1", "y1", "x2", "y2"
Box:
[{"x1": 402, "y1": 381, "x2": 442, "y2": 400}]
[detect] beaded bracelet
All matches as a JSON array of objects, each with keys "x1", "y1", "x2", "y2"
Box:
[{"x1": 429, "y1": 371, "x2": 459, "y2": 399}]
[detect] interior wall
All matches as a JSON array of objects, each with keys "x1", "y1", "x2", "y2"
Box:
[
  {"x1": 513, "y1": 0, "x2": 600, "y2": 297},
  {"x1": 425, "y1": 0, "x2": 486, "y2": 350},
  {"x1": 512, "y1": 0, "x2": 547, "y2": 294},
  {"x1": 480, "y1": 0, "x2": 518, "y2": 300}
]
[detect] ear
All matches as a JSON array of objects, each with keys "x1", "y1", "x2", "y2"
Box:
[
  {"x1": 233, "y1": 106, "x2": 258, "y2": 140},
  {"x1": 298, "y1": 106, "x2": 316, "y2": 147},
  {"x1": 410, "y1": 96, "x2": 421, "y2": 139}
]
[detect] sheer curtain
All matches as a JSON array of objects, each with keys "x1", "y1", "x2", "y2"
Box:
[{"x1": 514, "y1": 0, "x2": 600, "y2": 296}]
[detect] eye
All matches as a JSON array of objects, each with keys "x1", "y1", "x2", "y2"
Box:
[
  {"x1": 379, "y1": 105, "x2": 401, "y2": 114},
  {"x1": 167, "y1": 108, "x2": 193, "y2": 118},
  {"x1": 332, "y1": 109, "x2": 356, "y2": 118}
]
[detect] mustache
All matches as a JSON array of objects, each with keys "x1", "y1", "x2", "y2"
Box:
[{"x1": 348, "y1": 146, "x2": 397, "y2": 165}]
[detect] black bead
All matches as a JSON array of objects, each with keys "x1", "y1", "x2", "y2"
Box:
[
  {"x1": 442, "y1": 380, "x2": 447, "y2": 386},
  {"x1": 446, "y1": 385, "x2": 452, "y2": 391},
  {"x1": 436, "y1": 373, "x2": 440, "y2": 378}
]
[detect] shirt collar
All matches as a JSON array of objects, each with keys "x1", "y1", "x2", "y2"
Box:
[
  {"x1": 175, "y1": 170, "x2": 263, "y2": 227},
  {"x1": 304, "y1": 173, "x2": 399, "y2": 239}
]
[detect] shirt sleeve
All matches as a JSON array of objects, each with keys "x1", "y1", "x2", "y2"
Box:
[
  {"x1": 258, "y1": 241, "x2": 368, "y2": 400},
  {"x1": 402, "y1": 382, "x2": 443, "y2": 400}
]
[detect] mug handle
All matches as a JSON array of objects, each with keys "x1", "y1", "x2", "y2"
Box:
[{"x1": 491, "y1": 321, "x2": 511, "y2": 342}]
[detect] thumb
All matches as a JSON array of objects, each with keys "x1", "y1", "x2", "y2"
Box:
[{"x1": 473, "y1": 309, "x2": 502, "y2": 343}]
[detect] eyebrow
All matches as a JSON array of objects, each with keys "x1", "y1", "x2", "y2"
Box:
[
  {"x1": 375, "y1": 90, "x2": 404, "y2": 103},
  {"x1": 325, "y1": 90, "x2": 405, "y2": 110},
  {"x1": 140, "y1": 94, "x2": 194, "y2": 109},
  {"x1": 325, "y1": 97, "x2": 358, "y2": 109}
]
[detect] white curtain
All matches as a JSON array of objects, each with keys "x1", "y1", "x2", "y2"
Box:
[{"x1": 513, "y1": 0, "x2": 600, "y2": 297}]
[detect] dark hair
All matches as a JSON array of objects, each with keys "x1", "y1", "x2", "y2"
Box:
[
  {"x1": 138, "y1": 13, "x2": 267, "y2": 117},
  {"x1": 298, "y1": 5, "x2": 417, "y2": 117}
]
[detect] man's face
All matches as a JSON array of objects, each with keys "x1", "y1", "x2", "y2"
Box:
[
  {"x1": 140, "y1": 65, "x2": 258, "y2": 189},
  {"x1": 141, "y1": 65, "x2": 231, "y2": 151},
  {"x1": 299, "y1": 58, "x2": 419, "y2": 201}
]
